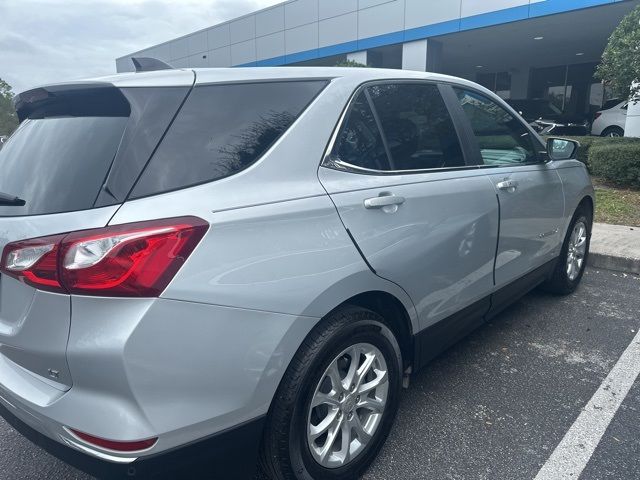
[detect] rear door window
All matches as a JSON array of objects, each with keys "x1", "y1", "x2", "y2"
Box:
[
  {"x1": 367, "y1": 83, "x2": 466, "y2": 170},
  {"x1": 130, "y1": 80, "x2": 328, "y2": 198},
  {"x1": 332, "y1": 83, "x2": 466, "y2": 172}
]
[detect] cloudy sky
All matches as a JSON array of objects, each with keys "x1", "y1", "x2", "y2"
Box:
[{"x1": 0, "y1": 0, "x2": 282, "y2": 94}]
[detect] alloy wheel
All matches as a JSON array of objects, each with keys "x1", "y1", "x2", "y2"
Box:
[
  {"x1": 307, "y1": 343, "x2": 389, "y2": 469},
  {"x1": 566, "y1": 220, "x2": 587, "y2": 281}
]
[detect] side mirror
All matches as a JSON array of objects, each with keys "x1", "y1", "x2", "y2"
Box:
[{"x1": 547, "y1": 137, "x2": 579, "y2": 161}]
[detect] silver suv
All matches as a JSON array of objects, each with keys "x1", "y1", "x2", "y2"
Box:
[{"x1": 0, "y1": 67, "x2": 593, "y2": 479}]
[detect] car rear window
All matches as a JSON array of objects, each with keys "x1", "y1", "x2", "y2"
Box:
[
  {"x1": 2, "y1": 85, "x2": 193, "y2": 217},
  {"x1": 0, "y1": 92, "x2": 129, "y2": 217},
  {"x1": 130, "y1": 80, "x2": 328, "y2": 198}
]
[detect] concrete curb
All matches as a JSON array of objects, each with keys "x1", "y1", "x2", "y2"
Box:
[
  {"x1": 588, "y1": 223, "x2": 640, "y2": 275},
  {"x1": 588, "y1": 253, "x2": 640, "y2": 275}
]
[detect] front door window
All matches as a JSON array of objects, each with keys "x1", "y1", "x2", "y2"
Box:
[{"x1": 454, "y1": 88, "x2": 538, "y2": 166}]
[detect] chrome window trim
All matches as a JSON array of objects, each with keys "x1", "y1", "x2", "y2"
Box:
[
  {"x1": 196, "y1": 77, "x2": 335, "y2": 87},
  {"x1": 324, "y1": 157, "x2": 480, "y2": 176}
]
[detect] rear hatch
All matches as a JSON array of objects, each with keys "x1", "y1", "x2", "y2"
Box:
[{"x1": 0, "y1": 76, "x2": 193, "y2": 392}]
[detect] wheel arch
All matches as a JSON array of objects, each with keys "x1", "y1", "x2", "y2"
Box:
[
  {"x1": 299, "y1": 267, "x2": 420, "y2": 374},
  {"x1": 556, "y1": 161, "x2": 595, "y2": 243},
  {"x1": 330, "y1": 290, "x2": 415, "y2": 373},
  {"x1": 601, "y1": 125, "x2": 624, "y2": 137},
  {"x1": 577, "y1": 194, "x2": 594, "y2": 220},
  {"x1": 256, "y1": 276, "x2": 419, "y2": 422},
  {"x1": 560, "y1": 193, "x2": 594, "y2": 246}
]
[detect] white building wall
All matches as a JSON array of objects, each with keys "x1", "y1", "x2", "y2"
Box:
[
  {"x1": 404, "y1": 0, "x2": 462, "y2": 30},
  {"x1": 346, "y1": 51, "x2": 368, "y2": 65},
  {"x1": 116, "y1": 0, "x2": 617, "y2": 72},
  {"x1": 402, "y1": 40, "x2": 428, "y2": 71}
]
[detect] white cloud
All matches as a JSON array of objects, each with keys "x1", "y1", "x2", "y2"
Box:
[{"x1": 0, "y1": 0, "x2": 282, "y2": 93}]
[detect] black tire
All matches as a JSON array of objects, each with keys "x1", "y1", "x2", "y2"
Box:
[
  {"x1": 541, "y1": 205, "x2": 592, "y2": 295},
  {"x1": 259, "y1": 306, "x2": 402, "y2": 480},
  {"x1": 601, "y1": 126, "x2": 624, "y2": 137}
]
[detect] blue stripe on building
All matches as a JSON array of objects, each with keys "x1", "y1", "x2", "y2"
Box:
[{"x1": 237, "y1": 0, "x2": 620, "y2": 68}]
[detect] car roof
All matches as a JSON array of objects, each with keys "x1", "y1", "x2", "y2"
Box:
[
  {"x1": 191, "y1": 66, "x2": 469, "y2": 86},
  {"x1": 19, "y1": 66, "x2": 481, "y2": 93}
]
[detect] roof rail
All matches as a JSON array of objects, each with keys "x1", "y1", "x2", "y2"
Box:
[{"x1": 131, "y1": 57, "x2": 173, "y2": 73}]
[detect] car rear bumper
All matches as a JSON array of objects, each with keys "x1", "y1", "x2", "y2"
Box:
[
  {"x1": 0, "y1": 295, "x2": 314, "y2": 458},
  {"x1": 0, "y1": 400, "x2": 265, "y2": 479},
  {"x1": 0, "y1": 296, "x2": 318, "y2": 477}
]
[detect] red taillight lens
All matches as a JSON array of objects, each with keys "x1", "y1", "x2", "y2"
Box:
[
  {"x1": 594, "y1": 112, "x2": 602, "y2": 120},
  {"x1": 68, "y1": 428, "x2": 158, "y2": 452},
  {"x1": 60, "y1": 217, "x2": 209, "y2": 297},
  {"x1": 0, "y1": 234, "x2": 66, "y2": 293},
  {"x1": 0, "y1": 217, "x2": 208, "y2": 297}
]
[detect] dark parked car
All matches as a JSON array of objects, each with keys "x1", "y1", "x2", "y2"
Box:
[{"x1": 507, "y1": 99, "x2": 589, "y2": 136}]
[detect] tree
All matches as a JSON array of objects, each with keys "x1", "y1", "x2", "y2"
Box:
[
  {"x1": 335, "y1": 59, "x2": 368, "y2": 68},
  {"x1": 596, "y1": 5, "x2": 640, "y2": 100},
  {"x1": 0, "y1": 78, "x2": 18, "y2": 136}
]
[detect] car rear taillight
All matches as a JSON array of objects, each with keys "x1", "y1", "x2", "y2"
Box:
[
  {"x1": 0, "y1": 217, "x2": 208, "y2": 297},
  {"x1": 594, "y1": 112, "x2": 602, "y2": 120},
  {"x1": 68, "y1": 428, "x2": 158, "y2": 452},
  {"x1": 1, "y1": 234, "x2": 66, "y2": 293}
]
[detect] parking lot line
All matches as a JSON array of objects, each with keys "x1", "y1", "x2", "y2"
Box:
[{"x1": 534, "y1": 328, "x2": 640, "y2": 480}]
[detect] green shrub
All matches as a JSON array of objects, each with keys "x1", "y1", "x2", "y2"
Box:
[
  {"x1": 589, "y1": 143, "x2": 640, "y2": 188},
  {"x1": 335, "y1": 59, "x2": 367, "y2": 68}
]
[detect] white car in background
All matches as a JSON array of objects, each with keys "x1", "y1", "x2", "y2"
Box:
[{"x1": 591, "y1": 101, "x2": 627, "y2": 137}]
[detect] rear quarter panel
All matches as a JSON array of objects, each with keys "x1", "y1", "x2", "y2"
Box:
[
  {"x1": 110, "y1": 192, "x2": 417, "y2": 324},
  {"x1": 97, "y1": 193, "x2": 417, "y2": 444}
]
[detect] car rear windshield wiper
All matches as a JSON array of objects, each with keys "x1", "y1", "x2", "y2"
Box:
[{"x1": 0, "y1": 192, "x2": 26, "y2": 206}]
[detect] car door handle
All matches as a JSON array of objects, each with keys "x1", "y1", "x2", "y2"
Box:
[
  {"x1": 496, "y1": 180, "x2": 518, "y2": 192},
  {"x1": 364, "y1": 194, "x2": 406, "y2": 209}
]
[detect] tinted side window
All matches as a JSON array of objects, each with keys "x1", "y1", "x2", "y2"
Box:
[
  {"x1": 368, "y1": 83, "x2": 465, "y2": 170},
  {"x1": 131, "y1": 81, "x2": 327, "y2": 198},
  {"x1": 96, "y1": 87, "x2": 192, "y2": 206},
  {"x1": 333, "y1": 91, "x2": 391, "y2": 171},
  {"x1": 455, "y1": 88, "x2": 538, "y2": 166}
]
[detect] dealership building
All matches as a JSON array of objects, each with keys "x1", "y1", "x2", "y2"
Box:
[{"x1": 117, "y1": 0, "x2": 639, "y2": 123}]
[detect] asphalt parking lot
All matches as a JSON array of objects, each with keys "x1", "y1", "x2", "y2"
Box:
[{"x1": 1, "y1": 268, "x2": 638, "y2": 480}]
